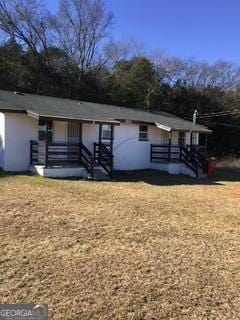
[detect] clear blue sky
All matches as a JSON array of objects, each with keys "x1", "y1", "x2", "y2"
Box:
[{"x1": 47, "y1": 0, "x2": 240, "y2": 63}]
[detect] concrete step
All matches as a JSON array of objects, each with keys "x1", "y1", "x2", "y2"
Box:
[
  {"x1": 93, "y1": 166, "x2": 110, "y2": 180},
  {"x1": 82, "y1": 166, "x2": 110, "y2": 180},
  {"x1": 197, "y1": 173, "x2": 208, "y2": 179}
]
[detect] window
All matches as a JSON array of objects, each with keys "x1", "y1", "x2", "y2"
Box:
[
  {"x1": 191, "y1": 132, "x2": 198, "y2": 145},
  {"x1": 38, "y1": 120, "x2": 52, "y2": 142},
  {"x1": 139, "y1": 125, "x2": 149, "y2": 141},
  {"x1": 101, "y1": 124, "x2": 112, "y2": 140},
  {"x1": 178, "y1": 132, "x2": 185, "y2": 146}
]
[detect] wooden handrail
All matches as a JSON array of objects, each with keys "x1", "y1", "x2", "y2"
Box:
[
  {"x1": 79, "y1": 142, "x2": 95, "y2": 178},
  {"x1": 150, "y1": 144, "x2": 204, "y2": 177},
  {"x1": 180, "y1": 146, "x2": 199, "y2": 177},
  {"x1": 98, "y1": 142, "x2": 114, "y2": 178},
  {"x1": 151, "y1": 144, "x2": 181, "y2": 163},
  {"x1": 30, "y1": 140, "x2": 95, "y2": 178},
  {"x1": 188, "y1": 145, "x2": 208, "y2": 174}
]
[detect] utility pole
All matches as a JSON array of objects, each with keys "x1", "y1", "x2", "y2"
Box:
[{"x1": 193, "y1": 109, "x2": 198, "y2": 125}]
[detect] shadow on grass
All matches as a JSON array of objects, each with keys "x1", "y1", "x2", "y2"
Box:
[
  {"x1": 0, "y1": 167, "x2": 239, "y2": 186},
  {"x1": 112, "y1": 167, "x2": 240, "y2": 186}
]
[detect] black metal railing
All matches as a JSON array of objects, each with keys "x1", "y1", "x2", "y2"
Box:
[
  {"x1": 98, "y1": 142, "x2": 114, "y2": 178},
  {"x1": 79, "y1": 143, "x2": 94, "y2": 178},
  {"x1": 30, "y1": 140, "x2": 39, "y2": 164},
  {"x1": 188, "y1": 144, "x2": 207, "y2": 157},
  {"x1": 94, "y1": 142, "x2": 111, "y2": 162},
  {"x1": 150, "y1": 144, "x2": 209, "y2": 177},
  {"x1": 150, "y1": 144, "x2": 181, "y2": 162},
  {"x1": 187, "y1": 145, "x2": 208, "y2": 174},
  {"x1": 30, "y1": 140, "x2": 95, "y2": 177},
  {"x1": 180, "y1": 146, "x2": 199, "y2": 177}
]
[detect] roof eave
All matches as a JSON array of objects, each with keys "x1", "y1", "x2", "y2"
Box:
[{"x1": 29, "y1": 112, "x2": 121, "y2": 125}]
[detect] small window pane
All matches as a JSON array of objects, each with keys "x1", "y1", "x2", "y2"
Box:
[
  {"x1": 102, "y1": 124, "x2": 111, "y2": 140},
  {"x1": 139, "y1": 125, "x2": 148, "y2": 141},
  {"x1": 139, "y1": 125, "x2": 148, "y2": 132},
  {"x1": 191, "y1": 132, "x2": 198, "y2": 145}
]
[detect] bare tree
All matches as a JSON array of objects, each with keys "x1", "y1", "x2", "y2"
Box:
[
  {"x1": 151, "y1": 50, "x2": 240, "y2": 90},
  {"x1": 103, "y1": 37, "x2": 146, "y2": 68},
  {"x1": 51, "y1": 0, "x2": 113, "y2": 72},
  {"x1": 0, "y1": 0, "x2": 52, "y2": 58}
]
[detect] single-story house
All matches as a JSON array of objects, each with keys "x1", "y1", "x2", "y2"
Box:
[{"x1": 0, "y1": 90, "x2": 211, "y2": 179}]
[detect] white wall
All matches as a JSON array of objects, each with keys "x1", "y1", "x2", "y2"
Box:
[
  {"x1": 4, "y1": 113, "x2": 38, "y2": 171},
  {"x1": 1, "y1": 115, "x2": 200, "y2": 173},
  {"x1": 79, "y1": 122, "x2": 194, "y2": 170},
  {"x1": 113, "y1": 124, "x2": 162, "y2": 170},
  {"x1": 0, "y1": 113, "x2": 5, "y2": 169},
  {"x1": 78, "y1": 122, "x2": 165, "y2": 170}
]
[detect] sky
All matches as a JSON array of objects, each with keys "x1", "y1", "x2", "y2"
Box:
[{"x1": 47, "y1": 0, "x2": 240, "y2": 63}]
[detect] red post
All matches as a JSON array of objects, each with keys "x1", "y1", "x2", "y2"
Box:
[{"x1": 208, "y1": 157, "x2": 217, "y2": 177}]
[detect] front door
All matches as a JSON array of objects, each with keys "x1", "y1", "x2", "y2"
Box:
[
  {"x1": 67, "y1": 121, "x2": 82, "y2": 163},
  {"x1": 67, "y1": 121, "x2": 81, "y2": 143}
]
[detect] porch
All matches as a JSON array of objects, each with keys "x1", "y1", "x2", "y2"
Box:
[
  {"x1": 29, "y1": 118, "x2": 116, "y2": 179},
  {"x1": 30, "y1": 140, "x2": 114, "y2": 178},
  {"x1": 29, "y1": 116, "x2": 209, "y2": 179},
  {"x1": 150, "y1": 144, "x2": 208, "y2": 177}
]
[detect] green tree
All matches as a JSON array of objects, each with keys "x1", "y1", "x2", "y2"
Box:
[{"x1": 110, "y1": 57, "x2": 160, "y2": 109}]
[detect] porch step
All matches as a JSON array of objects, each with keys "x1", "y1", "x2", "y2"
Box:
[
  {"x1": 93, "y1": 167, "x2": 111, "y2": 181},
  {"x1": 197, "y1": 173, "x2": 208, "y2": 179},
  {"x1": 82, "y1": 166, "x2": 110, "y2": 180}
]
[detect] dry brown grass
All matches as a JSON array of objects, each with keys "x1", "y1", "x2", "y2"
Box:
[
  {"x1": 0, "y1": 171, "x2": 240, "y2": 319},
  {"x1": 217, "y1": 158, "x2": 240, "y2": 169}
]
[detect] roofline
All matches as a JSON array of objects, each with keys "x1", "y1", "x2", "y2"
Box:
[
  {"x1": 27, "y1": 111, "x2": 121, "y2": 125},
  {"x1": 0, "y1": 108, "x2": 211, "y2": 132},
  {"x1": 0, "y1": 108, "x2": 26, "y2": 114}
]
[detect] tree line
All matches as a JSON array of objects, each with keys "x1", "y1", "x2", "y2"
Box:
[{"x1": 0, "y1": 0, "x2": 239, "y2": 157}]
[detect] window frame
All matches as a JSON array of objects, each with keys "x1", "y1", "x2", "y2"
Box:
[
  {"x1": 191, "y1": 132, "x2": 198, "y2": 145},
  {"x1": 101, "y1": 124, "x2": 112, "y2": 140},
  {"x1": 139, "y1": 125, "x2": 149, "y2": 141},
  {"x1": 178, "y1": 131, "x2": 185, "y2": 146}
]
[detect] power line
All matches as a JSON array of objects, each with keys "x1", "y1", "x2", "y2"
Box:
[
  {"x1": 196, "y1": 118, "x2": 240, "y2": 128},
  {"x1": 211, "y1": 122, "x2": 240, "y2": 128},
  {"x1": 197, "y1": 109, "x2": 239, "y2": 116},
  {"x1": 197, "y1": 110, "x2": 240, "y2": 119}
]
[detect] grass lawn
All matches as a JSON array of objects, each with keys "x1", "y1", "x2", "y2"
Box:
[{"x1": 0, "y1": 169, "x2": 240, "y2": 319}]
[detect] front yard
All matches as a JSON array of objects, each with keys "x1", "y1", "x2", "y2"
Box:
[{"x1": 0, "y1": 170, "x2": 240, "y2": 319}]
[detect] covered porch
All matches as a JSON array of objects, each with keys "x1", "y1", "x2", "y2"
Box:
[
  {"x1": 30, "y1": 117, "x2": 118, "y2": 179},
  {"x1": 150, "y1": 128, "x2": 209, "y2": 177}
]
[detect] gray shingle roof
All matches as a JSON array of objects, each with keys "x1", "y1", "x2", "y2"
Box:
[{"x1": 0, "y1": 90, "x2": 211, "y2": 133}]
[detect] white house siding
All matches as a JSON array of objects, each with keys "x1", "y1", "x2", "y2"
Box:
[
  {"x1": 0, "y1": 113, "x2": 5, "y2": 169},
  {"x1": 55, "y1": 122, "x2": 166, "y2": 170},
  {"x1": 58, "y1": 121, "x2": 182, "y2": 170},
  {"x1": 4, "y1": 113, "x2": 38, "y2": 171},
  {"x1": 113, "y1": 124, "x2": 162, "y2": 170}
]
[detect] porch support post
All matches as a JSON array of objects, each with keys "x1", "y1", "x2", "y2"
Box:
[
  {"x1": 44, "y1": 120, "x2": 51, "y2": 168},
  {"x1": 205, "y1": 134, "x2": 208, "y2": 157},
  {"x1": 79, "y1": 122, "x2": 83, "y2": 165},
  {"x1": 99, "y1": 123, "x2": 102, "y2": 145},
  {"x1": 190, "y1": 131, "x2": 193, "y2": 147},
  {"x1": 44, "y1": 139, "x2": 49, "y2": 168},
  {"x1": 110, "y1": 125, "x2": 114, "y2": 154},
  {"x1": 79, "y1": 122, "x2": 82, "y2": 143},
  {"x1": 97, "y1": 123, "x2": 102, "y2": 164},
  {"x1": 168, "y1": 131, "x2": 172, "y2": 162}
]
